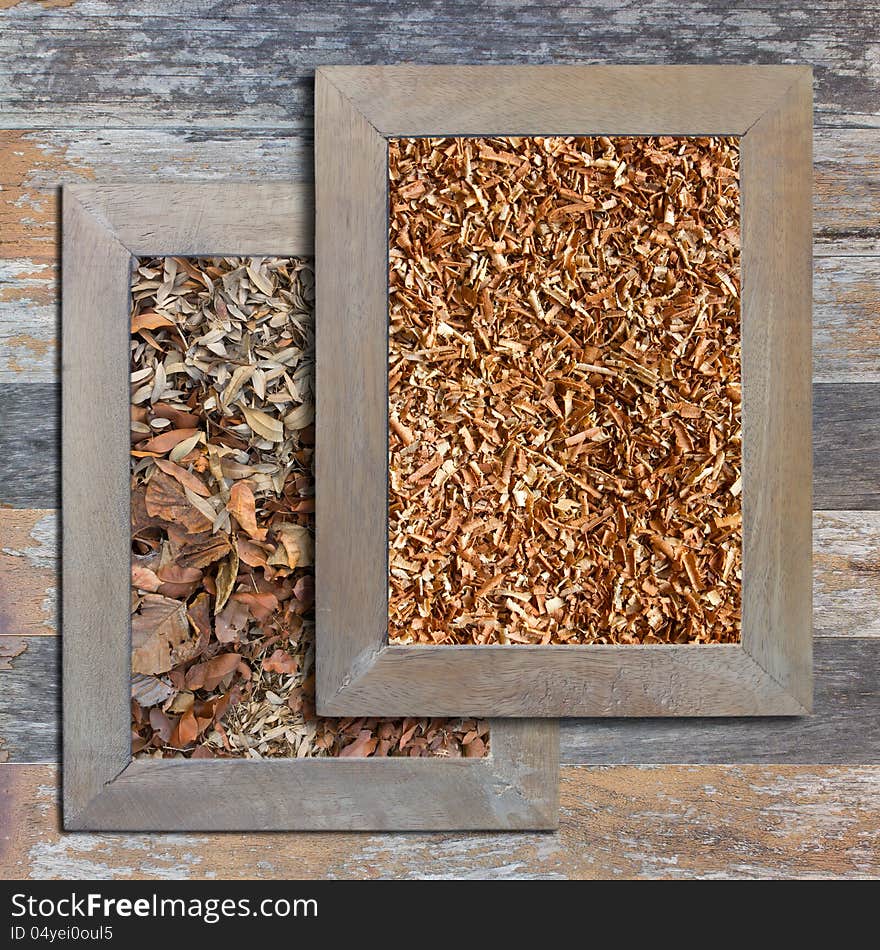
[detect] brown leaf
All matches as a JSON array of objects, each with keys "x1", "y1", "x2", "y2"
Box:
[
  {"x1": 186, "y1": 652, "x2": 243, "y2": 691},
  {"x1": 132, "y1": 594, "x2": 201, "y2": 675},
  {"x1": 275, "y1": 522, "x2": 313, "y2": 567},
  {"x1": 145, "y1": 471, "x2": 212, "y2": 533},
  {"x1": 152, "y1": 402, "x2": 200, "y2": 429},
  {"x1": 171, "y1": 530, "x2": 232, "y2": 570},
  {"x1": 214, "y1": 546, "x2": 240, "y2": 615},
  {"x1": 186, "y1": 591, "x2": 213, "y2": 644},
  {"x1": 132, "y1": 310, "x2": 175, "y2": 333},
  {"x1": 137, "y1": 427, "x2": 200, "y2": 456},
  {"x1": 154, "y1": 458, "x2": 211, "y2": 497},
  {"x1": 215, "y1": 598, "x2": 250, "y2": 644},
  {"x1": 132, "y1": 563, "x2": 162, "y2": 592},
  {"x1": 171, "y1": 708, "x2": 199, "y2": 747},
  {"x1": 236, "y1": 536, "x2": 268, "y2": 568},
  {"x1": 226, "y1": 481, "x2": 267, "y2": 540},
  {"x1": 340, "y1": 730, "x2": 379, "y2": 757},
  {"x1": 232, "y1": 591, "x2": 278, "y2": 622},
  {"x1": 262, "y1": 649, "x2": 298, "y2": 674}
]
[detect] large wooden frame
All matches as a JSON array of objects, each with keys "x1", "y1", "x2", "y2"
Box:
[
  {"x1": 315, "y1": 65, "x2": 813, "y2": 718},
  {"x1": 61, "y1": 182, "x2": 558, "y2": 831}
]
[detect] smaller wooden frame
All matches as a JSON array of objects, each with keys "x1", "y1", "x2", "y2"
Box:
[
  {"x1": 61, "y1": 182, "x2": 558, "y2": 830},
  {"x1": 315, "y1": 65, "x2": 813, "y2": 718}
]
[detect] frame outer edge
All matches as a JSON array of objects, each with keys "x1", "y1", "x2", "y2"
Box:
[{"x1": 62, "y1": 188, "x2": 133, "y2": 827}]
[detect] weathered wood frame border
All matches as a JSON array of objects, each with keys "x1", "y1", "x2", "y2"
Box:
[
  {"x1": 61, "y1": 182, "x2": 558, "y2": 830},
  {"x1": 315, "y1": 65, "x2": 813, "y2": 718}
]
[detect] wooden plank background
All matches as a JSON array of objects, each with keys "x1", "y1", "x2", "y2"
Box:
[{"x1": 0, "y1": 0, "x2": 878, "y2": 879}]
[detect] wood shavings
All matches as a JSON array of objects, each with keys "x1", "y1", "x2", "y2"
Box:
[
  {"x1": 388, "y1": 135, "x2": 742, "y2": 645},
  {"x1": 131, "y1": 255, "x2": 487, "y2": 758}
]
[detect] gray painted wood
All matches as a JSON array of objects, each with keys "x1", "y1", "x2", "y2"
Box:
[
  {"x1": 0, "y1": 636, "x2": 59, "y2": 763},
  {"x1": 0, "y1": 1, "x2": 878, "y2": 128},
  {"x1": 0, "y1": 384, "x2": 58, "y2": 508},
  {"x1": 560, "y1": 639, "x2": 880, "y2": 764},
  {"x1": 814, "y1": 383, "x2": 880, "y2": 509},
  {"x1": 5, "y1": 636, "x2": 879, "y2": 766}
]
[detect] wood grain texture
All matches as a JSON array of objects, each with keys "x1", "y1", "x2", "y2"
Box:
[
  {"x1": 0, "y1": 637, "x2": 58, "y2": 763},
  {"x1": 814, "y1": 127, "x2": 880, "y2": 256},
  {"x1": 6, "y1": 636, "x2": 880, "y2": 767},
  {"x1": 322, "y1": 64, "x2": 808, "y2": 136},
  {"x1": 739, "y1": 69, "x2": 814, "y2": 710},
  {"x1": 0, "y1": 509, "x2": 56, "y2": 635},
  {"x1": 0, "y1": 126, "x2": 877, "y2": 383},
  {"x1": 0, "y1": 384, "x2": 58, "y2": 507},
  {"x1": 560, "y1": 639, "x2": 880, "y2": 764},
  {"x1": 814, "y1": 511, "x2": 880, "y2": 637},
  {"x1": 61, "y1": 191, "x2": 132, "y2": 825},
  {"x1": 70, "y1": 183, "x2": 315, "y2": 257},
  {"x1": 317, "y1": 64, "x2": 814, "y2": 718},
  {"x1": 814, "y1": 383, "x2": 880, "y2": 509},
  {"x1": 2, "y1": 764, "x2": 877, "y2": 878},
  {"x1": 0, "y1": 2, "x2": 878, "y2": 128},
  {"x1": 0, "y1": 381, "x2": 861, "y2": 518},
  {"x1": 72, "y1": 720, "x2": 558, "y2": 831},
  {"x1": 814, "y1": 257, "x2": 880, "y2": 381},
  {"x1": 314, "y1": 72, "x2": 391, "y2": 709}
]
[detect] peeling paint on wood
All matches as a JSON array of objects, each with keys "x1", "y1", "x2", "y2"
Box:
[
  {"x1": 0, "y1": 509, "x2": 57, "y2": 634},
  {"x1": 1, "y1": 765, "x2": 877, "y2": 878},
  {"x1": 815, "y1": 511, "x2": 880, "y2": 637},
  {"x1": 0, "y1": 637, "x2": 27, "y2": 670},
  {"x1": 814, "y1": 258, "x2": 880, "y2": 381},
  {"x1": 0, "y1": 131, "x2": 94, "y2": 262},
  {"x1": 0, "y1": 2, "x2": 879, "y2": 128}
]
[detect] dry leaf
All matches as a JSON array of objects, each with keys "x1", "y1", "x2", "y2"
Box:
[
  {"x1": 242, "y1": 406, "x2": 284, "y2": 443},
  {"x1": 132, "y1": 594, "x2": 201, "y2": 675},
  {"x1": 214, "y1": 546, "x2": 240, "y2": 615},
  {"x1": 227, "y1": 481, "x2": 267, "y2": 540}
]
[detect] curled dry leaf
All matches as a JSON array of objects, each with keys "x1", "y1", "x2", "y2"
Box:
[
  {"x1": 227, "y1": 481, "x2": 267, "y2": 540},
  {"x1": 214, "y1": 546, "x2": 239, "y2": 615}
]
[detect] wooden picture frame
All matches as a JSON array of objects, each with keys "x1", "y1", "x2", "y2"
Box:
[
  {"x1": 315, "y1": 65, "x2": 813, "y2": 718},
  {"x1": 61, "y1": 182, "x2": 558, "y2": 831}
]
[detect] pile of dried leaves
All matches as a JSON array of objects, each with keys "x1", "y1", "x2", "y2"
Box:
[
  {"x1": 131, "y1": 255, "x2": 487, "y2": 758},
  {"x1": 388, "y1": 136, "x2": 742, "y2": 645}
]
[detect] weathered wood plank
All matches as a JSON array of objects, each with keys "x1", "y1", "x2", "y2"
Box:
[
  {"x1": 1, "y1": 764, "x2": 877, "y2": 878},
  {"x1": 2, "y1": 382, "x2": 874, "y2": 509},
  {"x1": 0, "y1": 385, "x2": 58, "y2": 507},
  {"x1": 3, "y1": 636, "x2": 878, "y2": 765},
  {"x1": 0, "y1": 509, "x2": 56, "y2": 635},
  {"x1": 814, "y1": 383, "x2": 880, "y2": 509},
  {"x1": 814, "y1": 258, "x2": 880, "y2": 381},
  {"x1": 560, "y1": 639, "x2": 880, "y2": 765},
  {"x1": 0, "y1": 1, "x2": 879, "y2": 128},
  {"x1": 814, "y1": 511, "x2": 880, "y2": 637},
  {"x1": 0, "y1": 637, "x2": 58, "y2": 763},
  {"x1": 814, "y1": 128, "x2": 880, "y2": 256},
  {"x1": 6, "y1": 253, "x2": 879, "y2": 383}
]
